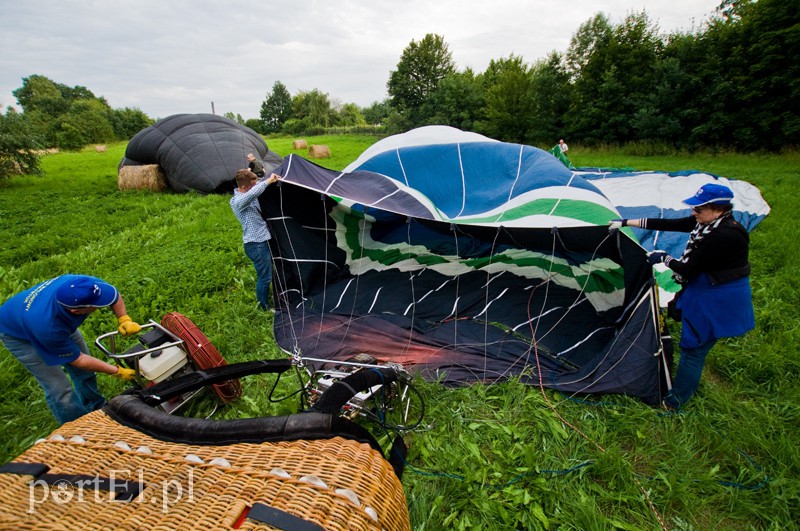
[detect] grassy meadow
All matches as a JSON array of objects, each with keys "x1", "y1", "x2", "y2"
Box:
[{"x1": 0, "y1": 137, "x2": 798, "y2": 530}]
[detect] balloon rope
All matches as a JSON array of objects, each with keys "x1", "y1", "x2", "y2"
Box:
[
  {"x1": 482, "y1": 226, "x2": 503, "y2": 377},
  {"x1": 534, "y1": 230, "x2": 612, "y2": 343},
  {"x1": 451, "y1": 224, "x2": 461, "y2": 354},
  {"x1": 331, "y1": 208, "x2": 367, "y2": 357},
  {"x1": 272, "y1": 181, "x2": 302, "y2": 354},
  {"x1": 401, "y1": 217, "x2": 418, "y2": 357},
  {"x1": 314, "y1": 192, "x2": 330, "y2": 352}
]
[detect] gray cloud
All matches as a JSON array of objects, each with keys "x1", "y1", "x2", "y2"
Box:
[{"x1": 0, "y1": 0, "x2": 718, "y2": 120}]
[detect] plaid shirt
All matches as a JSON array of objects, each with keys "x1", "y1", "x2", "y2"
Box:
[{"x1": 230, "y1": 179, "x2": 272, "y2": 243}]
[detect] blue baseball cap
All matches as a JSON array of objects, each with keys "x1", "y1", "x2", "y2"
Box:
[
  {"x1": 682, "y1": 183, "x2": 734, "y2": 207},
  {"x1": 56, "y1": 278, "x2": 119, "y2": 308}
]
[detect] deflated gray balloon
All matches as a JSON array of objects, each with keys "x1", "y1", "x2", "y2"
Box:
[{"x1": 120, "y1": 113, "x2": 283, "y2": 193}]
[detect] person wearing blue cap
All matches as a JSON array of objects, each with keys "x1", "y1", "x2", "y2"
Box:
[
  {"x1": 0, "y1": 274, "x2": 142, "y2": 424},
  {"x1": 609, "y1": 183, "x2": 755, "y2": 410}
]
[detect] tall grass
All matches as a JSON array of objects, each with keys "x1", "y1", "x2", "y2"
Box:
[{"x1": 0, "y1": 140, "x2": 798, "y2": 529}]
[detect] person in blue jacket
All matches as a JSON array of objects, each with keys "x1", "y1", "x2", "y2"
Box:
[
  {"x1": 609, "y1": 183, "x2": 755, "y2": 409},
  {"x1": 0, "y1": 275, "x2": 141, "y2": 424}
]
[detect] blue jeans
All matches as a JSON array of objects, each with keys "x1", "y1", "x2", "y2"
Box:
[
  {"x1": 664, "y1": 339, "x2": 717, "y2": 409},
  {"x1": 244, "y1": 240, "x2": 273, "y2": 310},
  {"x1": 0, "y1": 330, "x2": 106, "y2": 424}
]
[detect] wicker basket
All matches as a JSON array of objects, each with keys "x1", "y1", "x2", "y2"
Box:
[{"x1": 0, "y1": 410, "x2": 409, "y2": 530}]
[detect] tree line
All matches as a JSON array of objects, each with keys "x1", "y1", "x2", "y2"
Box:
[
  {"x1": 259, "y1": 0, "x2": 796, "y2": 151},
  {"x1": 0, "y1": 75, "x2": 153, "y2": 177},
  {"x1": 1, "y1": 0, "x2": 796, "y2": 178},
  {"x1": 8, "y1": 75, "x2": 153, "y2": 151}
]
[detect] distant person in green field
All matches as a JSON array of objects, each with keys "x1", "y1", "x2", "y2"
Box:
[
  {"x1": 558, "y1": 138, "x2": 569, "y2": 154},
  {"x1": 246, "y1": 153, "x2": 266, "y2": 178},
  {"x1": 609, "y1": 183, "x2": 755, "y2": 410},
  {"x1": 230, "y1": 168, "x2": 281, "y2": 311},
  {"x1": 0, "y1": 275, "x2": 140, "y2": 424}
]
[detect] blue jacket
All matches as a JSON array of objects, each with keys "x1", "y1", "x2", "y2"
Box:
[
  {"x1": 676, "y1": 273, "x2": 754, "y2": 349},
  {"x1": 0, "y1": 275, "x2": 96, "y2": 365},
  {"x1": 642, "y1": 214, "x2": 754, "y2": 348}
]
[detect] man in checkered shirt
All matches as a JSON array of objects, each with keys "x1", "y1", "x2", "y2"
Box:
[{"x1": 230, "y1": 169, "x2": 281, "y2": 311}]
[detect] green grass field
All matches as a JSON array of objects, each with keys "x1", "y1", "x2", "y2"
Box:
[{"x1": 1, "y1": 137, "x2": 798, "y2": 529}]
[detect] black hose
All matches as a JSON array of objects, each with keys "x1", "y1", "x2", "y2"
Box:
[
  {"x1": 105, "y1": 393, "x2": 383, "y2": 451},
  {"x1": 103, "y1": 359, "x2": 386, "y2": 453},
  {"x1": 135, "y1": 359, "x2": 292, "y2": 406}
]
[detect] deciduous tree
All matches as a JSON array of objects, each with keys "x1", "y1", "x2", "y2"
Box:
[
  {"x1": 260, "y1": 81, "x2": 293, "y2": 133},
  {"x1": 527, "y1": 52, "x2": 571, "y2": 145},
  {"x1": 361, "y1": 100, "x2": 391, "y2": 125},
  {"x1": 477, "y1": 55, "x2": 535, "y2": 144},
  {"x1": 421, "y1": 69, "x2": 485, "y2": 132},
  {"x1": 336, "y1": 103, "x2": 366, "y2": 126},
  {"x1": 292, "y1": 89, "x2": 332, "y2": 128},
  {"x1": 387, "y1": 33, "x2": 455, "y2": 126}
]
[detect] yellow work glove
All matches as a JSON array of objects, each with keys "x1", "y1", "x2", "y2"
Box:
[
  {"x1": 112, "y1": 367, "x2": 136, "y2": 381},
  {"x1": 117, "y1": 315, "x2": 141, "y2": 336}
]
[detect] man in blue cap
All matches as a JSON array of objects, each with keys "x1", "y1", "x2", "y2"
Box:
[
  {"x1": 609, "y1": 183, "x2": 755, "y2": 410},
  {"x1": 0, "y1": 274, "x2": 142, "y2": 423}
]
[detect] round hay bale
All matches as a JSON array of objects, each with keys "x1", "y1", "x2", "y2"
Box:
[
  {"x1": 118, "y1": 164, "x2": 168, "y2": 192},
  {"x1": 308, "y1": 144, "x2": 331, "y2": 159},
  {"x1": 292, "y1": 139, "x2": 308, "y2": 149}
]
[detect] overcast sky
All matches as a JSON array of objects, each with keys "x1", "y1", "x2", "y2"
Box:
[{"x1": 1, "y1": 0, "x2": 719, "y2": 120}]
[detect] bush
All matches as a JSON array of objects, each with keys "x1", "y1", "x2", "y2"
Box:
[
  {"x1": 281, "y1": 118, "x2": 308, "y2": 136},
  {"x1": 316, "y1": 125, "x2": 388, "y2": 136},
  {"x1": 0, "y1": 107, "x2": 42, "y2": 178},
  {"x1": 383, "y1": 111, "x2": 411, "y2": 136},
  {"x1": 110, "y1": 107, "x2": 153, "y2": 140},
  {"x1": 620, "y1": 140, "x2": 679, "y2": 157},
  {"x1": 304, "y1": 126, "x2": 326, "y2": 136},
  {"x1": 54, "y1": 100, "x2": 115, "y2": 150},
  {"x1": 244, "y1": 118, "x2": 265, "y2": 134},
  {"x1": 54, "y1": 122, "x2": 85, "y2": 151}
]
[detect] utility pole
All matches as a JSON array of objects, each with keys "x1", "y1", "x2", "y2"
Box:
[{"x1": 211, "y1": 101, "x2": 215, "y2": 115}]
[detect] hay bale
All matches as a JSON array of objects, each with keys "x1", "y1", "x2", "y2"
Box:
[
  {"x1": 292, "y1": 139, "x2": 308, "y2": 150},
  {"x1": 95, "y1": 145, "x2": 107, "y2": 153},
  {"x1": 308, "y1": 144, "x2": 331, "y2": 159},
  {"x1": 118, "y1": 164, "x2": 168, "y2": 192}
]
